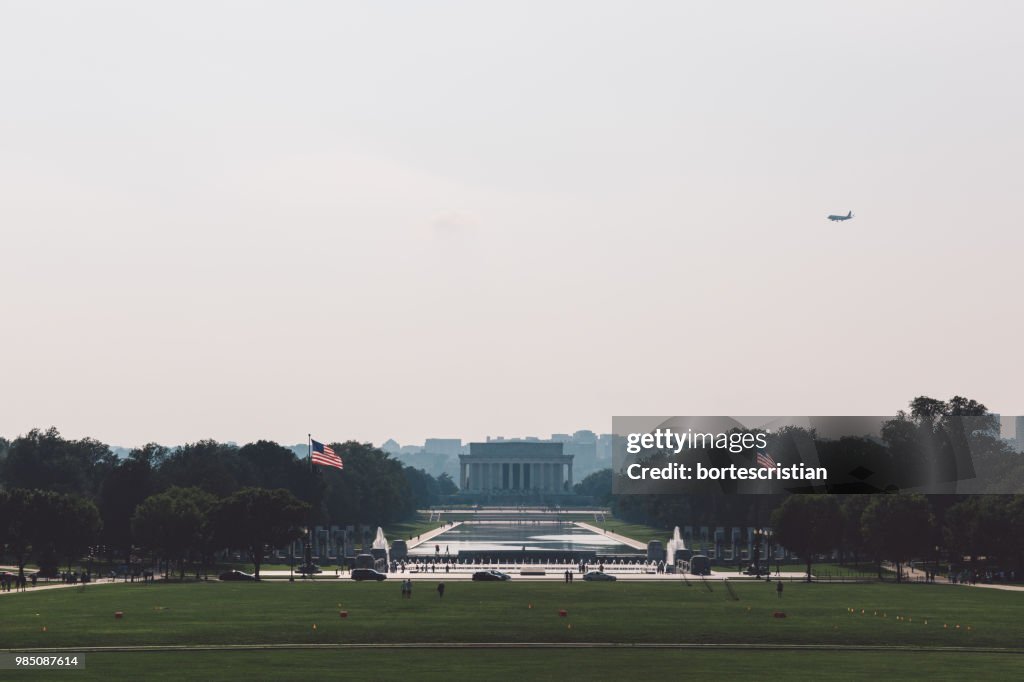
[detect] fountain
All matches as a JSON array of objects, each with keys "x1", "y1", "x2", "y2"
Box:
[
  {"x1": 665, "y1": 526, "x2": 686, "y2": 571},
  {"x1": 370, "y1": 527, "x2": 390, "y2": 567}
]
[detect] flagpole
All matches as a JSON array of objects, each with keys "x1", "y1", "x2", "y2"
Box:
[{"x1": 308, "y1": 433, "x2": 312, "y2": 471}]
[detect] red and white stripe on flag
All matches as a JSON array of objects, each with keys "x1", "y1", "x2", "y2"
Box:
[{"x1": 311, "y1": 439, "x2": 343, "y2": 470}]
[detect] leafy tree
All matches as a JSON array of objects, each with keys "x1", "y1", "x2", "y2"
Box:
[
  {"x1": 1, "y1": 428, "x2": 116, "y2": 498},
  {"x1": 771, "y1": 495, "x2": 841, "y2": 581},
  {"x1": 402, "y1": 467, "x2": 440, "y2": 510},
  {"x1": 0, "y1": 489, "x2": 99, "y2": 578},
  {"x1": 436, "y1": 472, "x2": 458, "y2": 496},
  {"x1": 320, "y1": 442, "x2": 412, "y2": 527},
  {"x1": 132, "y1": 487, "x2": 216, "y2": 579},
  {"x1": 49, "y1": 493, "x2": 103, "y2": 572},
  {"x1": 98, "y1": 450, "x2": 161, "y2": 565},
  {"x1": 158, "y1": 440, "x2": 249, "y2": 497},
  {"x1": 882, "y1": 396, "x2": 1009, "y2": 493},
  {"x1": 574, "y1": 469, "x2": 613, "y2": 505},
  {"x1": 238, "y1": 440, "x2": 324, "y2": 512},
  {"x1": 210, "y1": 487, "x2": 309, "y2": 579},
  {"x1": 0, "y1": 489, "x2": 35, "y2": 579},
  {"x1": 839, "y1": 495, "x2": 871, "y2": 566},
  {"x1": 944, "y1": 496, "x2": 1021, "y2": 572},
  {"x1": 861, "y1": 494, "x2": 933, "y2": 581}
]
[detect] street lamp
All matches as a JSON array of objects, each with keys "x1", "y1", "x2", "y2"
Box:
[
  {"x1": 302, "y1": 527, "x2": 312, "y2": 579},
  {"x1": 752, "y1": 528, "x2": 763, "y2": 577},
  {"x1": 764, "y1": 528, "x2": 775, "y2": 582}
]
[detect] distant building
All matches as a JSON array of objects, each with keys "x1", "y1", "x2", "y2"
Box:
[
  {"x1": 460, "y1": 441, "x2": 574, "y2": 495},
  {"x1": 424, "y1": 438, "x2": 462, "y2": 456},
  {"x1": 1017, "y1": 416, "x2": 1024, "y2": 453}
]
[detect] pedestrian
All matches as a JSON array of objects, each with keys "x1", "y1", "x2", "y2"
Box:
[
  {"x1": 406, "y1": 578, "x2": 413, "y2": 598},
  {"x1": 437, "y1": 582, "x2": 445, "y2": 599},
  {"x1": 401, "y1": 579, "x2": 408, "y2": 599},
  {"x1": 776, "y1": 579, "x2": 784, "y2": 599},
  {"x1": 564, "y1": 569, "x2": 570, "y2": 584}
]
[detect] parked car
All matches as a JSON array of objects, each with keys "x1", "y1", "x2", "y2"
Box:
[
  {"x1": 351, "y1": 568, "x2": 387, "y2": 581},
  {"x1": 472, "y1": 570, "x2": 512, "y2": 581},
  {"x1": 218, "y1": 570, "x2": 257, "y2": 581},
  {"x1": 582, "y1": 571, "x2": 617, "y2": 582}
]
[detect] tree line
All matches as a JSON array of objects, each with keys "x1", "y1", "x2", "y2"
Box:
[
  {"x1": 574, "y1": 396, "x2": 1024, "y2": 578},
  {"x1": 0, "y1": 431, "x2": 457, "y2": 578}
]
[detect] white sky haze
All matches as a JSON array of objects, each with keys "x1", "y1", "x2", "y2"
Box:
[{"x1": 2, "y1": 1, "x2": 1022, "y2": 447}]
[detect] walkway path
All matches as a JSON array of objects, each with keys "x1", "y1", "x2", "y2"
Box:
[
  {"x1": 406, "y1": 521, "x2": 463, "y2": 550},
  {"x1": 4, "y1": 642, "x2": 1023, "y2": 654},
  {"x1": 0, "y1": 578, "x2": 122, "y2": 597},
  {"x1": 884, "y1": 562, "x2": 1024, "y2": 593}
]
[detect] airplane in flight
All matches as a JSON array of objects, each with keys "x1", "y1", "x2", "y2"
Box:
[{"x1": 827, "y1": 210, "x2": 854, "y2": 222}]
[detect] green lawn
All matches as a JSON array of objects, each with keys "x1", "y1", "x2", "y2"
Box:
[
  {"x1": 45, "y1": 649, "x2": 1024, "y2": 682},
  {"x1": 586, "y1": 519, "x2": 671, "y2": 544},
  {"x1": 382, "y1": 517, "x2": 445, "y2": 542},
  {"x1": 2, "y1": 581, "x2": 1020, "y2": 650}
]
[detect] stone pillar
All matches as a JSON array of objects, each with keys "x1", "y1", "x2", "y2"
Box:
[
  {"x1": 460, "y1": 462, "x2": 467, "y2": 490},
  {"x1": 568, "y1": 461, "x2": 573, "y2": 489}
]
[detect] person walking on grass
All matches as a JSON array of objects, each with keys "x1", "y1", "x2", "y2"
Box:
[
  {"x1": 437, "y1": 582, "x2": 445, "y2": 598},
  {"x1": 776, "y1": 579, "x2": 784, "y2": 599}
]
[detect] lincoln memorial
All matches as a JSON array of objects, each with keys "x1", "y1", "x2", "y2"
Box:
[{"x1": 459, "y1": 441, "x2": 574, "y2": 495}]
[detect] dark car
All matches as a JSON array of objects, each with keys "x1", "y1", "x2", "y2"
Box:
[
  {"x1": 218, "y1": 570, "x2": 257, "y2": 581},
  {"x1": 351, "y1": 568, "x2": 387, "y2": 581},
  {"x1": 582, "y1": 570, "x2": 617, "y2": 582},
  {"x1": 472, "y1": 570, "x2": 511, "y2": 581}
]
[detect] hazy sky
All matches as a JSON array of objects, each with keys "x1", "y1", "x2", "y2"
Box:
[{"x1": 2, "y1": 1, "x2": 1022, "y2": 448}]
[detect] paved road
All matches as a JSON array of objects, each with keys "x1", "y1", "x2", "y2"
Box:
[{"x1": 5, "y1": 642, "x2": 1023, "y2": 654}]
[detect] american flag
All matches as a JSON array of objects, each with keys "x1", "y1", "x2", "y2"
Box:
[
  {"x1": 311, "y1": 439, "x2": 343, "y2": 470},
  {"x1": 756, "y1": 450, "x2": 776, "y2": 469}
]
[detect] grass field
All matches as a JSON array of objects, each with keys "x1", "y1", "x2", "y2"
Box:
[
  {"x1": 60, "y1": 649, "x2": 1024, "y2": 681},
  {"x1": 586, "y1": 519, "x2": 671, "y2": 543},
  {"x1": 3, "y1": 581, "x2": 1021, "y2": 679},
  {"x1": 3, "y1": 581, "x2": 1020, "y2": 648},
  {"x1": 382, "y1": 518, "x2": 446, "y2": 542}
]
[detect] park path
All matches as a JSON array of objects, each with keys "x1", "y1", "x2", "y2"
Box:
[
  {"x1": 885, "y1": 562, "x2": 1024, "y2": 592},
  {"x1": 5, "y1": 642, "x2": 1023, "y2": 654},
  {"x1": 0, "y1": 578, "x2": 122, "y2": 597},
  {"x1": 572, "y1": 522, "x2": 647, "y2": 550}
]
